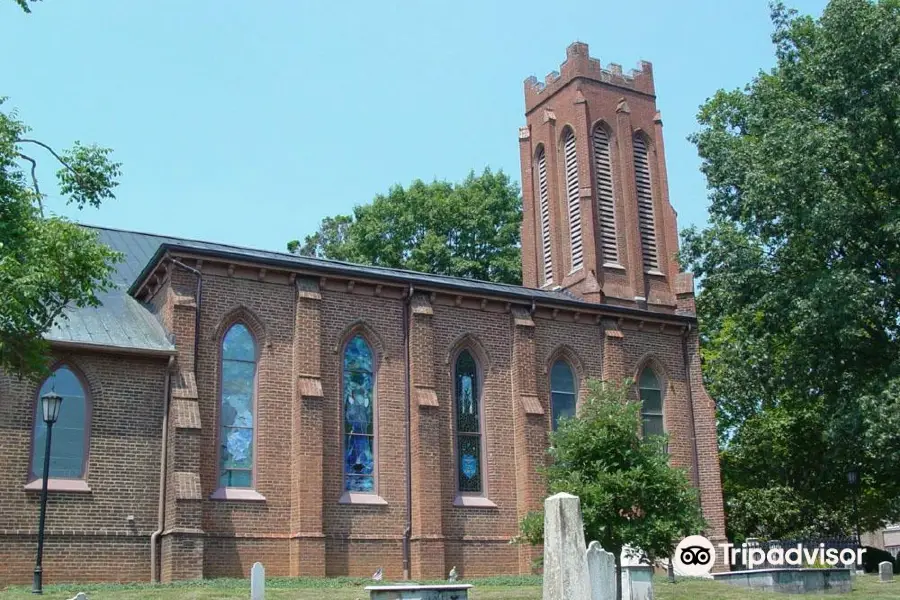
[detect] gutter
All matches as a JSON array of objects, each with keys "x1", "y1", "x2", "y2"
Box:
[
  {"x1": 681, "y1": 324, "x2": 703, "y2": 493},
  {"x1": 402, "y1": 285, "x2": 414, "y2": 579},
  {"x1": 150, "y1": 355, "x2": 175, "y2": 583}
]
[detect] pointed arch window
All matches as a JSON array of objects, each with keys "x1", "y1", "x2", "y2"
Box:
[
  {"x1": 562, "y1": 128, "x2": 583, "y2": 272},
  {"x1": 639, "y1": 369, "x2": 664, "y2": 437},
  {"x1": 219, "y1": 323, "x2": 257, "y2": 488},
  {"x1": 455, "y1": 350, "x2": 483, "y2": 494},
  {"x1": 632, "y1": 134, "x2": 659, "y2": 271},
  {"x1": 30, "y1": 365, "x2": 90, "y2": 481},
  {"x1": 536, "y1": 146, "x2": 553, "y2": 285},
  {"x1": 550, "y1": 360, "x2": 576, "y2": 431},
  {"x1": 343, "y1": 334, "x2": 376, "y2": 493},
  {"x1": 592, "y1": 125, "x2": 619, "y2": 264}
]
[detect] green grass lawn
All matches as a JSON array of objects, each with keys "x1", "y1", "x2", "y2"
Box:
[{"x1": 0, "y1": 574, "x2": 896, "y2": 599}]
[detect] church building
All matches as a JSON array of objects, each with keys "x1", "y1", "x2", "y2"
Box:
[{"x1": 0, "y1": 43, "x2": 725, "y2": 584}]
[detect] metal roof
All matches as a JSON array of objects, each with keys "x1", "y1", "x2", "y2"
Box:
[
  {"x1": 100, "y1": 224, "x2": 695, "y2": 323},
  {"x1": 42, "y1": 226, "x2": 177, "y2": 355}
]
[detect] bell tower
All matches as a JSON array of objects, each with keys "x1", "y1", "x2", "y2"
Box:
[{"x1": 518, "y1": 42, "x2": 689, "y2": 314}]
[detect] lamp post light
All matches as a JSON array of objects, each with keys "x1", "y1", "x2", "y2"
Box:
[
  {"x1": 847, "y1": 467, "x2": 861, "y2": 548},
  {"x1": 32, "y1": 390, "x2": 62, "y2": 595}
]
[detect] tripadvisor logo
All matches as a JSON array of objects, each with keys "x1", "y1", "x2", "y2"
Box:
[{"x1": 673, "y1": 535, "x2": 867, "y2": 576}]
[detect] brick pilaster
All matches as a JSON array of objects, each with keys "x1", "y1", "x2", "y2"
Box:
[
  {"x1": 684, "y1": 329, "x2": 727, "y2": 554},
  {"x1": 291, "y1": 277, "x2": 326, "y2": 576},
  {"x1": 408, "y1": 293, "x2": 445, "y2": 579},
  {"x1": 519, "y1": 126, "x2": 539, "y2": 289},
  {"x1": 601, "y1": 319, "x2": 626, "y2": 383},
  {"x1": 161, "y1": 267, "x2": 204, "y2": 582},
  {"x1": 511, "y1": 308, "x2": 545, "y2": 573}
]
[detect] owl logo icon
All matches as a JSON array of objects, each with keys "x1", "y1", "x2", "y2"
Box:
[{"x1": 673, "y1": 535, "x2": 716, "y2": 576}]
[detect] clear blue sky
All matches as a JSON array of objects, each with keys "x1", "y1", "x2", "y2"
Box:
[{"x1": 4, "y1": 0, "x2": 828, "y2": 253}]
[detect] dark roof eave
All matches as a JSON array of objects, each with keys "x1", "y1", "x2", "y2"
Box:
[
  {"x1": 48, "y1": 339, "x2": 176, "y2": 358},
  {"x1": 130, "y1": 243, "x2": 697, "y2": 325}
]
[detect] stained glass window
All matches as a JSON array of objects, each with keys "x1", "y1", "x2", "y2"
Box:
[
  {"x1": 639, "y1": 368, "x2": 664, "y2": 438},
  {"x1": 550, "y1": 360, "x2": 576, "y2": 431},
  {"x1": 343, "y1": 335, "x2": 375, "y2": 493},
  {"x1": 455, "y1": 350, "x2": 483, "y2": 493},
  {"x1": 31, "y1": 366, "x2": 88, "y2": 479},
  {"x1": 220, "y1": 323, "x2": 256, "y2": 488}
]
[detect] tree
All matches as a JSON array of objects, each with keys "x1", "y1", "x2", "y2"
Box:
[
  {"x1": 516, "y1": 380, "x2": 703, "y2": 599},
  {"x1": 1, "y1": 94, "x2": 121, "y2": 378},
  {"x1": 682, "y1": 0, "x2": 900, "y2": 540},
  {"x1": 287, "y1": 168, "x2": 522, "y2": 285}
]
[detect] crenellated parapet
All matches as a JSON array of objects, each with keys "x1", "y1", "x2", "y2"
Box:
[{"x1": 524, "y1": 42, "x2": 654, "y2": 113}]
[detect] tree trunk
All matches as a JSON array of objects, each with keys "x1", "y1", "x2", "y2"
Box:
[{"x1": 614, "y1": 549, "x2": 623, "y2": 600}]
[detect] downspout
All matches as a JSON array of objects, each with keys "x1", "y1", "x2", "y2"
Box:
[
  {"x1": 150, "y1": 355, "x2": 175, "y2": 583},
  {"x1": 681, "y1": 324, "x2": 702, "y2": 495},
  {"x1": 166, "y1": 257, "x2": 203, "y2": 373},
  {"x1": 402, "y1": 285, "x2": 414, "y2": 580}
]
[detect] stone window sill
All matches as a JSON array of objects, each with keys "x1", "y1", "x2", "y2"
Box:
[
  {"x1": 645, "y1": 269, "x2": 666, "y2": 277},
  {"x1": 339, "y1": 492, "x2": 388, "y2": 506},
  {"x1": 24, "y1": 478, "x2": 91, "y2": 493},
  {"x1": 210, "y1": 487, "x2": 266, "y2": 502},
  {"x1": 453, "y1": 495, "x2": 497, "y2": 508},
  {"x1": 603, "y1": 263, "x2": 626, "y2": 271}
]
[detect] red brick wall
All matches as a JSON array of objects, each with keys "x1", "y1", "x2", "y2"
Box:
[{"x1": 0, "y1": 352, "x2": 169, "y2": 585}]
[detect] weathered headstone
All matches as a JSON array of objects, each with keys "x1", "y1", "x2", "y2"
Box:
[
  {"x1": 586, "y1": 541, "x2": 616, "y2": 600},
  {"x1": 880, "y1": 560, "x2": 894, "y2": 583},
  {"x1": 251, "y1": 561, "x2": 265, "y2": 600},
  {"x1": 542, "y1": 492, "x2": 592, "y2": 600},
  {"x1": 621, "y1": 565, "x2": 654, "y2": 600}
]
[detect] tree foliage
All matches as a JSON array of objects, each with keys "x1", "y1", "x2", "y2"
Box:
[
  {"x1": 0, "y1": 97, "x2": 121, "y2": 379},
  {"x1": 516, "y1": 380, "x2": 703, "y2": 589},
  {"x1": 287, "y1": 168, "x2": 522, "y2": 285},
  {"x1": 682, "y1": 0, "x2": 900, "y2": 539}
]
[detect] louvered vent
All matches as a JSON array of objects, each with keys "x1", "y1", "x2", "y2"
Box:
[
  {"x1": 592, "y1": 126, "x2": 618, "y2": 264},
  {"x1": 633, "y1": 135, "x2": 659, "y2": 271},
  {"x1": 563, "y1": 129, "x2": 583, "y2": 272},
  {"x1": 536, "y1": 148, "x2": 553, "y2": 285}
]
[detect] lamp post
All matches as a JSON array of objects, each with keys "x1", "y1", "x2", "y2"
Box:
[
  {"x1": 847, "y1": 467, "x2": 861, "y2": 548},
  {"x1": 32, "y1": 390, "x2": 62, "y2": 595}
]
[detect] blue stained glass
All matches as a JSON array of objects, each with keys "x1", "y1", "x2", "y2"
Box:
[
  {"x1": 223, "y1": 323, "x2": 256, "y2": 361},
  {"x1": 344, "y1": 435, "x2": 375, "y2": 482},
  {"x1": 346, "y1": 474, "x2": 375, "y2": 493},
  {"x1": 455, "y1": 351, "x2": 479, "y2": 433},
  {"x1": 344, "y1": 335, "x2": 373, "y2": 371},
  {"x1": 219, "y1": 323, "x2": 256, "y2": 488},
  {"x1": 461, "y1": 454, "x2": 478, "y2": 479},
  {"x1": 223, "y1": 427, "x2": 253, "y2": 468},
  {"x1": 343, "y1": 335, "x2": 375, "y2": 491},
  {"x1": 220, "y1": 470, "x2": 251, "y2": 488},
  {"x1": 32, "y1": 366, "x2": 87, "y2": 479}
]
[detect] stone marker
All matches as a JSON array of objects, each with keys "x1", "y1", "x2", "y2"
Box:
[
  {"x1": 251, "y1": 561, "x2": 265, "y2": 600},
  {"x1": 621, "y1": 565, "x2": 654, "y2": 600},
  {"x1": 586, "y1": 541, "x2": 616, "y2": 600},
  {"x1": 880, "y1": 560, "x2": 894, "y2": 583},
  {"x1": 542, "y1": 492, "x2": 591, "y2": 600},
  {"x1": 67, "y1": 594, "x2": 87, "y2": 600}
]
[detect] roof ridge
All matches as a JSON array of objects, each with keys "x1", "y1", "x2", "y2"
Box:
[{"x1": 83, "y1": 222, "x2": 532, "y2": 293}]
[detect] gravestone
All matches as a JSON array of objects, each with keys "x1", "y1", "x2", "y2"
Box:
[
  {"x1": 542, "y1": 492, "x2": 592, "y2": 600},
  {"x1": 251, "y1": 561, "x2": 265, "y2": 600},
  {"x1": 621, "y1": 565, "x2": 654, "y2": 600},
  {"x1": 880, "y1": 561, "x2": 894, "y2": 583},
  {"x1": 586, "y1": 541, "x2": 616, "y2": 600}
]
